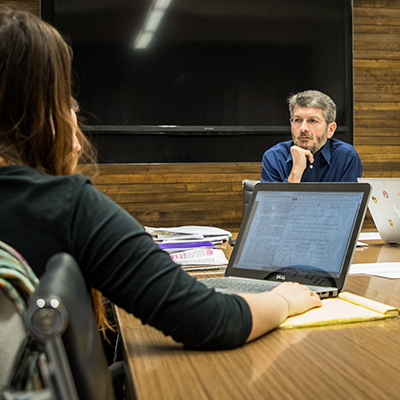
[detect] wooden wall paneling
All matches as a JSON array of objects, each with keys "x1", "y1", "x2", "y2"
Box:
[
  {"x1": 354, "y1": 0, "x2": 400, "y2": 9},
  {"x1": 84, "y1": 163, "x2": 262, "y2": 230},
  {"x1": 0, "y1": 0, "x2": 40, "y2": 15},
  {"x1": 353, "y1": 2, "x2": 400, "y2": 179}
]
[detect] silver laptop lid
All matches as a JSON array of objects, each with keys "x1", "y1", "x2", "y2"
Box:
[{"x1": 358, "y1": 178, "x2": 400, "y2": 244}]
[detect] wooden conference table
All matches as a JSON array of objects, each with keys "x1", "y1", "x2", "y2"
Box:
[{"x1": 115, "y1": 236, "x2": 400, "y2": 400}]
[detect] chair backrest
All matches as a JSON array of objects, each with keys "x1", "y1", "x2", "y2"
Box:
[
  {"x1": 4, "y1": 253, "x2": 116, "y2": 400},
  {"x1": 242, "y1": 179, "x2": 260, "y2": 217}
]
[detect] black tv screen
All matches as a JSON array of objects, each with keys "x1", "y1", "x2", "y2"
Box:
[{"x1": 41, "y1": 0, "x2": 353, "y2": 163}]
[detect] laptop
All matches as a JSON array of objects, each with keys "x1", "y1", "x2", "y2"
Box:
[
  {"x1": 358, "y1": 178, "x2": 400, "y2": 244},
  {"x1": 201, "y1": 182, "x2": 371, "y2": 298}
]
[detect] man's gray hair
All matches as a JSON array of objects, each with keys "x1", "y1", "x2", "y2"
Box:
[{"x1": 288, "y1": 90, "x2": 336, "y2": 124}]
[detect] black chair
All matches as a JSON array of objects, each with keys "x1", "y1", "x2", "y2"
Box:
[
  {"x1": 242, "y1": 179, "x2": 260, "y2": 217},
  {"x1": 3, "y1": 253, "x2": 116, "y2": 400}
]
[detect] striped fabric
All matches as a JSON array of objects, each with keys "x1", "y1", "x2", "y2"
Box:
[{"x1": 0, "y1": 241, "x2": 39, "y2": 315}]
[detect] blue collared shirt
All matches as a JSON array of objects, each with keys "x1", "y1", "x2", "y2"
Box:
[{"x1": 261, "y1": 138, "x2": 362, "y2": 182}]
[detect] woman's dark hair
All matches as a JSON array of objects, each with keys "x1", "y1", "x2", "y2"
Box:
[{"x1": 0, "y1": 5, "x2": 95, "y2": 175}]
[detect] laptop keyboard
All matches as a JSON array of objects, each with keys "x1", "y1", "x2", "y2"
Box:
[{"x1": 200, "y1": 277, "x2": 278, "y2": 293}]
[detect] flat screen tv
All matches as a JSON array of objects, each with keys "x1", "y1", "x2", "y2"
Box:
[{"x1": 41, "y1": 0, "x2": 353, "y2": 163}]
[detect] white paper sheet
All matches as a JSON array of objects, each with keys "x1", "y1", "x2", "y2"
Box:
[
  {"x1": 349, "y1": 262, "x2": 400, "y2": 279},
  {"x1": 358, "y1": 232, "x2": 382, "y2": 241}
]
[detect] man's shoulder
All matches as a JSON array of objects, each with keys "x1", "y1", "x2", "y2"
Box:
[{"x1": 329, "y1": 138, "x2": 359, "y2": 155}]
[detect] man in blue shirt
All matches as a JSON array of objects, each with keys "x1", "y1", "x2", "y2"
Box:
[{"x1": 261, "y1": 90, "x2": 362, "y2": 183}]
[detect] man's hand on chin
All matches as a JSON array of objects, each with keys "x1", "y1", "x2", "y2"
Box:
[{"x1": 288, "y1": 145, "x2": 314, "y2": 183}]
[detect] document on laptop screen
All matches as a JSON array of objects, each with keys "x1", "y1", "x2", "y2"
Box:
[{"x1": 233, "y1": 191, "x2": 364, "y2": 277}]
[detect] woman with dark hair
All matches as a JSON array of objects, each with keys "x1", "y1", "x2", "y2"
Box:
[{"x1": 0, "y1": 5, "x2": 320, "y2": 351}]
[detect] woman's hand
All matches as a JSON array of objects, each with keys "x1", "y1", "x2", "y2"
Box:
[
  {"x1": 270, "y1": 281, "x2": 322, "y2": 317},
  {"x1": 239, "y1": 282, "x2": 322, "y2": 343}
]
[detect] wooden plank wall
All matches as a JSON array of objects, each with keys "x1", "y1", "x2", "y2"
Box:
[
  {"x1": 5, "y1": 0, "x2": 400, "y2": 230},
  {"x1": 354, "y1": 0, "x2": 400, "y2": 178},
  {"x1": 83, "y1": 163, "x2": 262, "y2": 230},
  {"x1": 1, "y1": 0, "x2": 39, "y2": 14}
]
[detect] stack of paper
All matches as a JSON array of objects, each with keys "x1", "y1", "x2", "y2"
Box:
[
  {"x1": 145, "y1": 226, "x2": 231, "y2": 268},
  {"x1": 350, "y1": 262, "x2": 400, "y2": 279},
  {"x1": 145, "y1": 225, "x2": 231, "y2": 243}
]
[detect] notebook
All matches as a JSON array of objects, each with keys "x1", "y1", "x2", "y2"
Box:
[
  {"x1": 358, "y1": 178, "x2": 400, "y2": 244},
  {"x1": 201, "y1": 182, "x2": 371, "y2": 298}
]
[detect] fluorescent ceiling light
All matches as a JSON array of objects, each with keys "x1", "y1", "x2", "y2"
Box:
[
  {"x1": 134, "y1": 0, "x2": 173, "y2": 49},
  {"x1": 146, "y1": 9, "x2": 164, "y2": 32},
  {"x1": 135, "y1": 32, "x2": 154, "y2": 49},
  {"x1": 154, "y1": 0, "x2": 172, "y2": 9}
]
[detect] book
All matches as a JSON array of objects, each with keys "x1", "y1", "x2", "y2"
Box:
[
  {"x1": 170, "y1": 248, "x2": 228, "y2": 266},
  {"x1": 158, "y1": 240, "x2": 215, "y2": 253},
  {"x1": 279, "y1": 291, "x2": 399, "y2": 329}
]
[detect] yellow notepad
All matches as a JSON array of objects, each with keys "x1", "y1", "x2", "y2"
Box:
[{"x1": 279, "y1": 292, "x2": 399, "y2": 329}]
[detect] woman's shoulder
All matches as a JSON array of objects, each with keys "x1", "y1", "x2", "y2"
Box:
[
  {"x1": 0, "y1": 165, "x2": 96, "y2": 201},
  {"x1": 0, "y1": 164, "x2": 91, "y2": 183}
]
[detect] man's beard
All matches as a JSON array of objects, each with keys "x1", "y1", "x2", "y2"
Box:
[{"x1": 293, "y1": 129, "x2": 328, "y2": 154}]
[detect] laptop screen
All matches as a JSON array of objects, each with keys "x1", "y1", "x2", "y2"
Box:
[{"x1": 227, "y1": 183, "x2": 371, "y2": 290}]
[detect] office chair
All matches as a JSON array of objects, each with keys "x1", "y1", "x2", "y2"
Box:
[
  {"x1": 3, "y1": 253, "x2": 116, "y2": 400},
  {"x1": 242, "y1": 179, "x2": 260, "y2": 217}
]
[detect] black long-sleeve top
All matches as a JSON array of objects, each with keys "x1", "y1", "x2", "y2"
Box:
[{"x1": 0, "y1": 165, "x2": 252, "y2": 350}]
